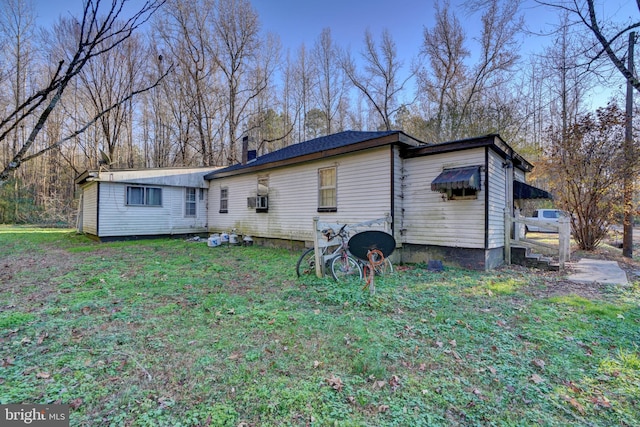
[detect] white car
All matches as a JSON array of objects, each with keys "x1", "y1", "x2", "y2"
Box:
[{"x1": 525, "y1": 209, "x2": 563, "y2": 233}]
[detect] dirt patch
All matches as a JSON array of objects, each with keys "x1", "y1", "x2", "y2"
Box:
[
  {"x1": 527, "y1": 279, "x2": 609, "y2": 299},
  {"x1": 1, "y1": 249, "x2": 75, "y2": 285}
]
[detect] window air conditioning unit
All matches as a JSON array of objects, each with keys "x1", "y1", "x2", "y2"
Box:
[{"x1": 256, "y1": 195, "x2": 268, "y2": 210}]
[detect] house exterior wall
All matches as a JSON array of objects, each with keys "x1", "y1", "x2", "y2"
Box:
[
  {"x1": 486, "y1": 149, "x2": 509, "y2": 249},
  {"x1": 81, "y1": 183, "x2": 98, "y2": 235},
  {"x1": 400, "y1": 147, "x2": 487, "y2": 249},
  {"x1": 392, "y1": 146, "x2": 405, "y2": 248},
  {"x1": 207, "y1": 147, "x2": 393, "y2": 243},
  {"x1": 96, "y1": 183, "x2": 208, "y2": 237}
]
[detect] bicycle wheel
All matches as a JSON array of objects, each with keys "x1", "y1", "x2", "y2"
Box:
[
  {"x1": 330, "y1": 255, "x2": 363, "y2": 282},
  {"x1": 296, "y1": 247, "x2": 317, "y2": 278}
]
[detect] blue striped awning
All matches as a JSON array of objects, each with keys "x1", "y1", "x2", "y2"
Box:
[{"x1": 431, "y1": 166, "x2": 481, "y2": 192}]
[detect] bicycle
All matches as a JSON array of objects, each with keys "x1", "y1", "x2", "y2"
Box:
[
  {"x1": 296, "y1": 224, "x2": 394, "y2": 282},
  {"x1": 296, "y1": 224, "x2": 363, "y2": 281}
]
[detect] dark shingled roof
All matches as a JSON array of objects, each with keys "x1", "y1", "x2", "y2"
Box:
[{"x1": 204, "y1": 130, "x2": 402, "y2": 179}]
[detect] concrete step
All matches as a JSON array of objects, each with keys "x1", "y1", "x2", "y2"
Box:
[{"x1": 511, "y1": 246, "x2": 559, "y2": 271}]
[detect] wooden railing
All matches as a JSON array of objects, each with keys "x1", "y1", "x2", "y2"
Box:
[{"x1": 504, "y1": 211, "x2": 571, "y2": 270}]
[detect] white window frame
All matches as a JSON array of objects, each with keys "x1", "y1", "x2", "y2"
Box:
[
  {"x1": 126, "y1": 186, "x2": 162, "y2": 207},
  {"x1": 318, "y1": 166, "x2": 337, "y2": 212},
  {"x1": 185, "y1": 187, "x2": 197, "y2": 217},
  {"x1": 219, "y1": 187, "x2": 229, "y2": 213}
]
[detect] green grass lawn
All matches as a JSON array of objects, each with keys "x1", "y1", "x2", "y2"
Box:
[{"x1": 1, "y1": 226, "x2": 639, "y2": 426}]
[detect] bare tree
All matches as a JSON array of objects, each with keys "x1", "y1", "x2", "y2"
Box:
[
  {"x1": 417, "y1": 0, "x2": 523, "y2": 141},
  {"x1": 292, "y1": 43, "x2": 317, "y2": 142},
  {"x1": 0, "y1": 0, "x2": 167, "y2": 184},
  {"x1": 417, "y1": 0, "x2": 468, "y2": 141},
  {"x1": 74, "y1": 29, "x2": 146, "y2": 168},
  {"x1": 341, "y1": 29, "x2": 412, "y2": 131},
  {"x1": 155, "y1": 0, "x2": 223, "y2": 166},
  {"x1": 210, "y1": 0, "x2": 269, "y2": 164},
  {"x1": 312, "y1": 28, "x2": 347, "y2": 135}
]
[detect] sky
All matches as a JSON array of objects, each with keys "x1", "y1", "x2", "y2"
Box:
[
  {"x1": 33, "y1": 0, "x2": 438, "y2": 62},
  {"x1": 30, "y1": 0, "x2": 638, "y2": 106}
]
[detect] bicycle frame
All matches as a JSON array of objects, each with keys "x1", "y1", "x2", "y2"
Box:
[{"x1": 317, "y1": 225, "x2": 349, "y2": 274}]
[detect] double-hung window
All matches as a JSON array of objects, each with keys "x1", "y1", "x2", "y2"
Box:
[
  {"x1": 219, "y1": 188, "x2": 229, "y2": 213},
  {"x1": 318, "y1": 166, "x2": 337, "y2": 212},
  {"x1": 185, "y1": 188, "x2": 197, "y2": 217},
  {"x1": 126, "y1": 186, "x2": 162, "y2": 206}
]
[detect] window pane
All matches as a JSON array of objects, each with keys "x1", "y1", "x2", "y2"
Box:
[
  {"x1": 320, "y1": 188, "x2": 336, "y2": 207},
  {"x1": 186, "y1": 188, "x2": 196, "y2": 216},
  {"x1": 127, "y1": 187, "x2": 144, "y2": 205},
  {"x1": 186, "y1": 188, "x2": 196, "y2": 202},
  {"x1": 220, "y1": 188, "x2": 228, "y2": 211},
  {"x1": 318, "y1": 167, "x2": 336, "y2": 208},
  {"x1": 146, "y1": 188, "x2": 162, "y2": 206},
  {"x1": 319, "y1": 168, "x2": 335, "y2": 187},
  {"x1": 257, "y1": 177, "x2": 269, "y2": 196}
]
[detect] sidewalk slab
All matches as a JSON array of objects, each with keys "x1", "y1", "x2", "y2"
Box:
[{"x1": 566, "y1": 259, "x2": 628, "y2": 285}]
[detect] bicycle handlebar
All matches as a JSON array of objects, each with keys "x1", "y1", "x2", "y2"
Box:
[{"x1": 322, "y1": 223, "x2": 349, "y2": 242}]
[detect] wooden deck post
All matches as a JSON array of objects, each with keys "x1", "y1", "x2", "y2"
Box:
[
  {"x1": 312, "y1": 217, "x2": 323, "y2": 278},
  {"x1": 558, "y1": 217, "x2": 570, "y2": 270}
]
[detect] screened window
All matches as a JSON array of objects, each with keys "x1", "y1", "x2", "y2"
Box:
[
  {"x1": 126, "y1": 186, "x2": 162, "y2": 206},
  {"x1": 185, "y1": 188, "x2": 197, "y2": 217},
  {"x1": 220, "y1": 188, "x2": 228, "y2": 213},
  {"x1": 126, "y1": 186, "x2": 145, "y2": 205},
  {"x1": 318, "y1": 167, "x2": 337, "y2": 212},
  {"x1": 146, "y1": 188, "x2": 162, "y2": 206}
]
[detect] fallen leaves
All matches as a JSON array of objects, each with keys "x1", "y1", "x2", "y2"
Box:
[
  {"x1": 530, "y1": 373, "x2": 545, "y2": 384},
  {"x1": 227, "y1": 352, "x2": 242, "y2": 361},
  {"x1": 35, "y1": 371, "x2": 51, "y2": 379},
  {"x1": 1, "y1": 357, "x2": 15, "y2": 367},
  {"x1": 531, "y1": 358, "x2": 546, "y2": 370},
  {"x1": 326, "y1": 374, "x2": 343, "y2": 392},
  {"x1": 564, "y1": 395, "x2": 585, "y2": 414}
]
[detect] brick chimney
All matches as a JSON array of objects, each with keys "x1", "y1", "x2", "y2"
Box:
[{"x1": 241, "y1": 136, "x2": 249, "y2": 165}]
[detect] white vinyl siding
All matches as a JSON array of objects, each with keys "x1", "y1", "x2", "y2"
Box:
[
  {"x1": 393, "y1": 146, "x2": 404, "y2": 246},
  {"x1": 401, "y1": 148, "x2": 486, "y2": 249},
  {"x1": 81, "y1": 183, "x2": 98, "y2": 235},
  {"x1": 97, "y1": 182, "x2": 208, "y2": 237},
  {"x1": 207, "y1": 147, "x2": 393, "y2": 241},
  {"x1": 487, "y1": 150, "x2": 509, "y2": 249}
]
